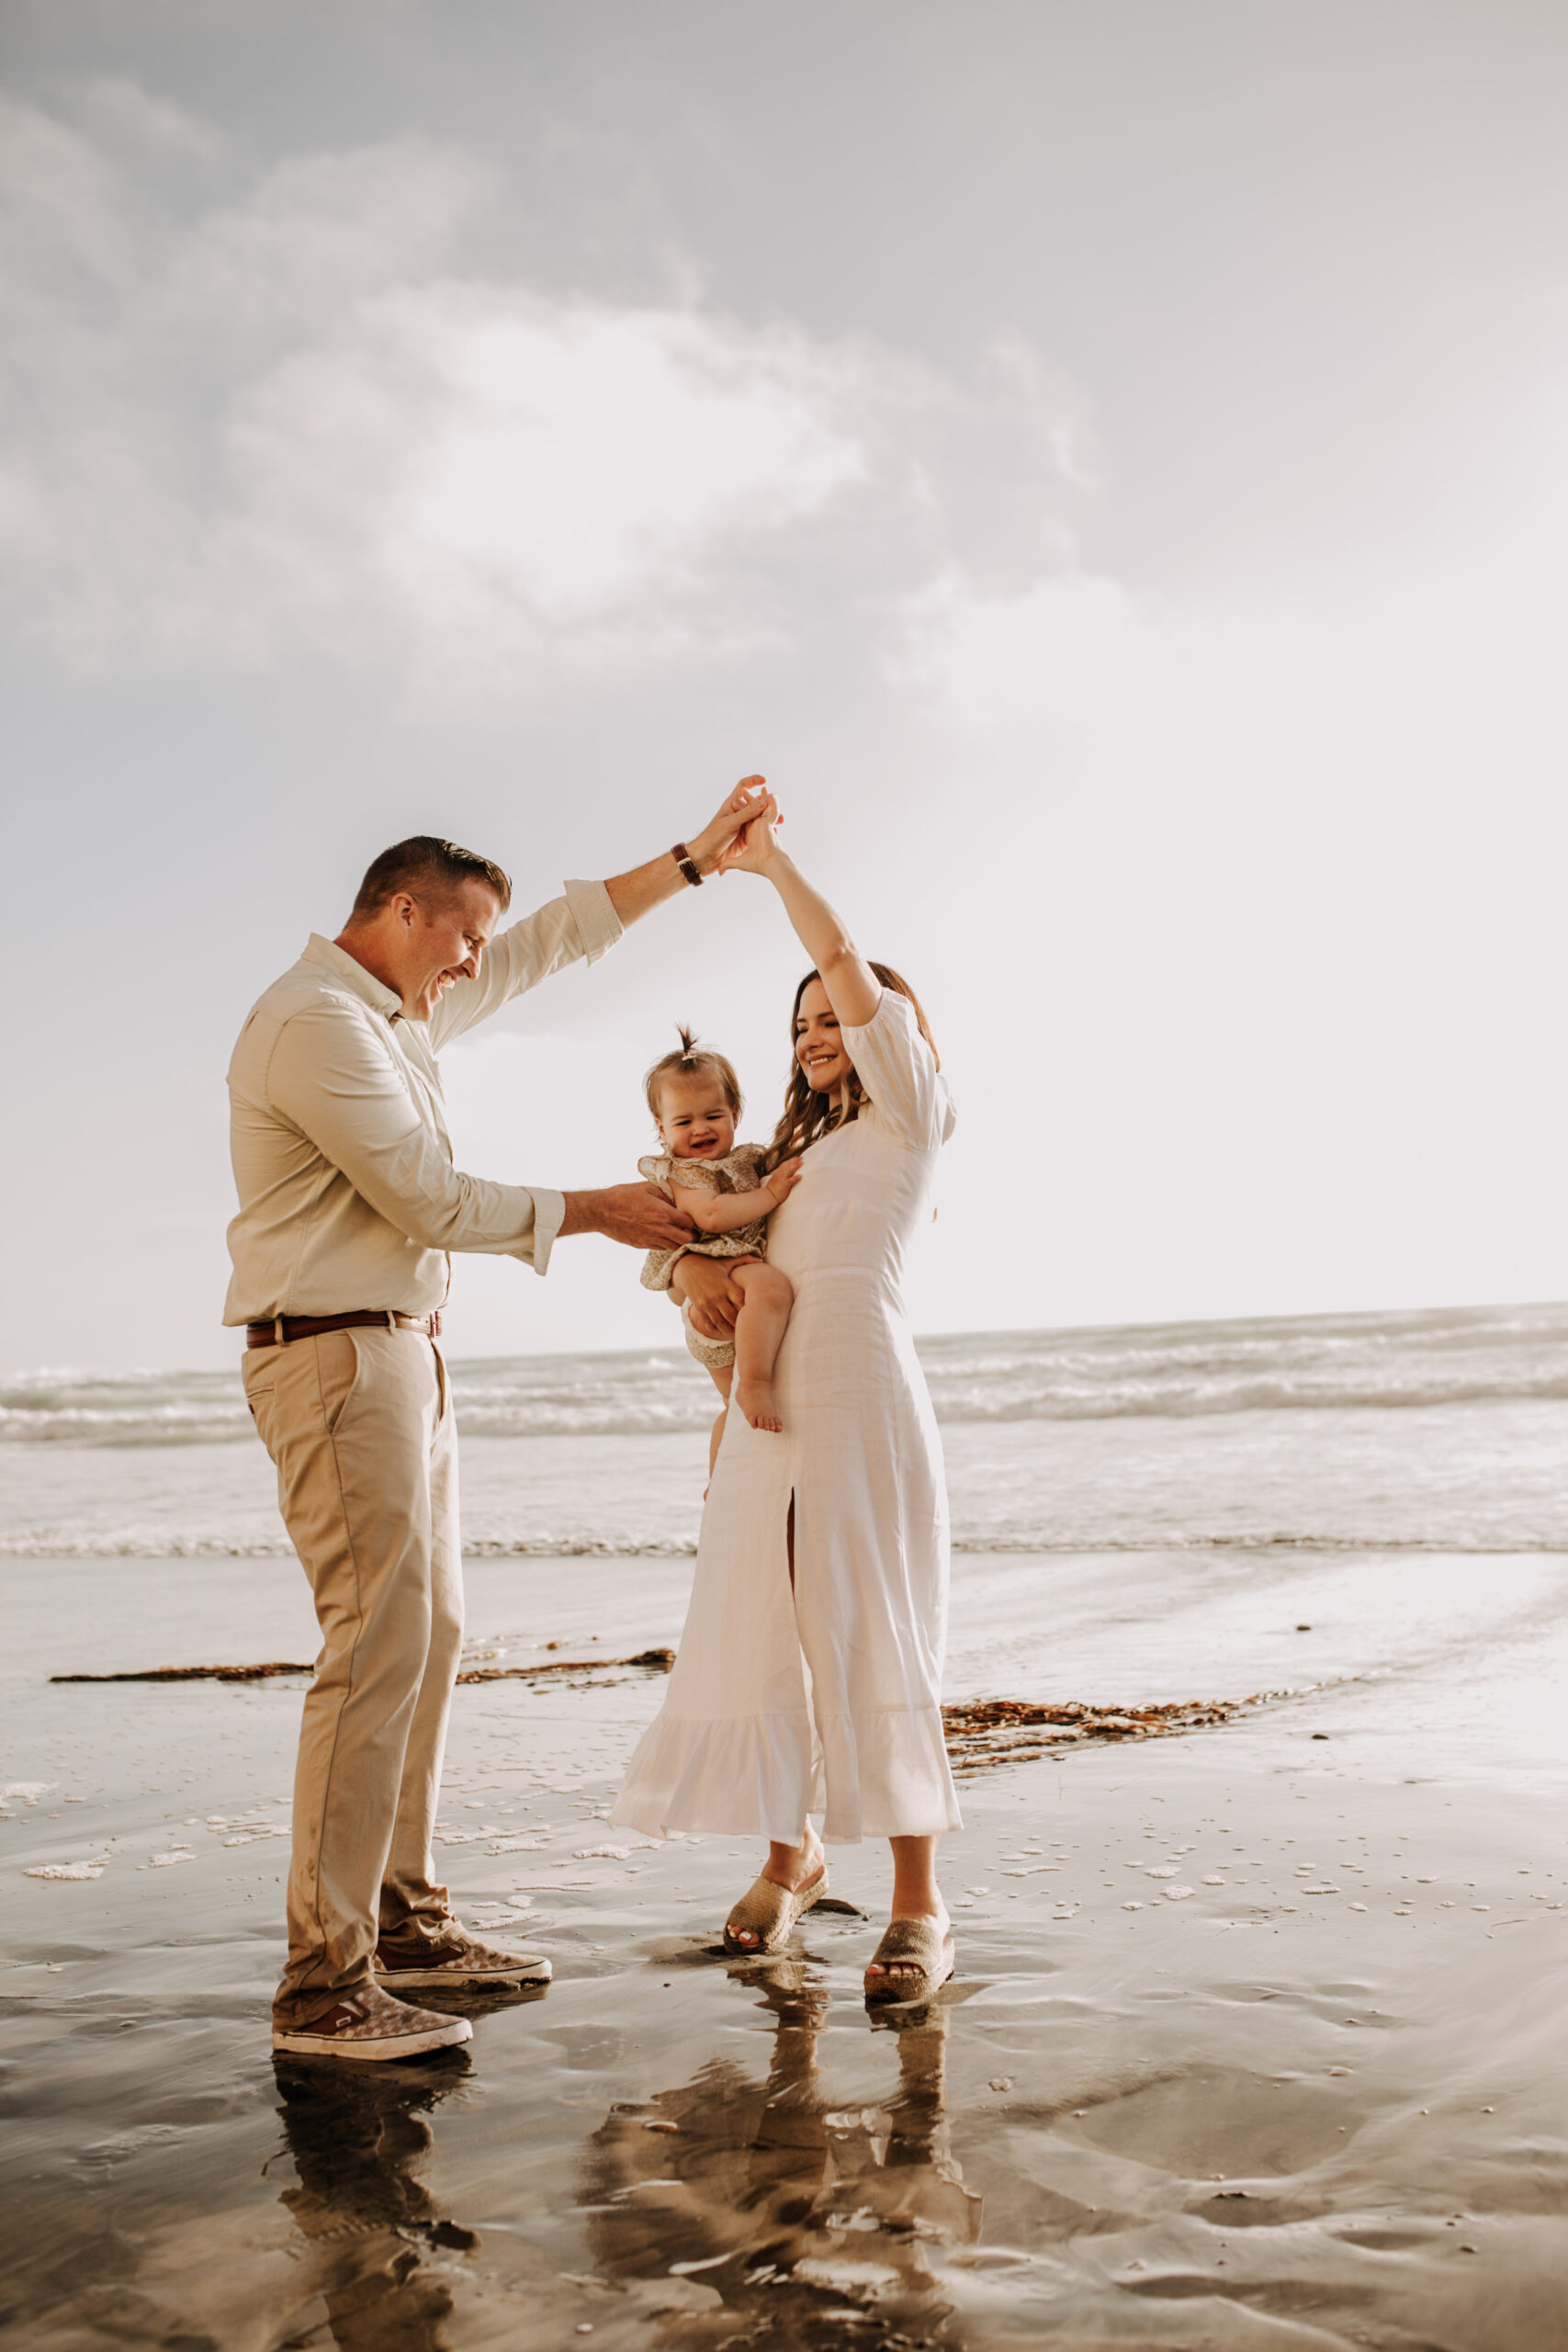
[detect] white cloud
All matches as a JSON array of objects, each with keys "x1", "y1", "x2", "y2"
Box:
[
  {"x1": 220, "y1": 286, "x2": 872, "y2": 693},
  {"x1": 163, "y1": 142, "x2": 491, "y2": 362},
  {"x1": 0, "y1": 91, "x2": 136, "y2": 300},
  {"x1": 897, "y1": 568, "x2": 1152, "y2": 739},
  {"x1": 72, "y1": 76, "x2": 220, "y2": 162},
  {"x1": 385, "y1": 298, "x2": 863, "y2": 606},
  {"x1": 0, "y1": 96, "x2": 1084, "y2": 707}
]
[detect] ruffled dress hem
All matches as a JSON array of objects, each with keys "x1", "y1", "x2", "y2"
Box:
[{"x1": 609, "y1": 1702, "x2": 961, "y2": 1845}]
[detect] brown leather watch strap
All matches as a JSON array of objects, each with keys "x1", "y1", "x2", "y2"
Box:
[{"x1": 671, "y1": 842, "x2": 704, "y2": 888}]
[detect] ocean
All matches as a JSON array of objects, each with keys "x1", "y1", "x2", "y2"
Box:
[{"x1": 4, "y1": 1300, "x2": 1565, "y2": 1563}]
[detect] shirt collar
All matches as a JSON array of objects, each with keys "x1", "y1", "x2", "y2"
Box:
[{"x1": 302, "y1": 933, "x2": 403, "y2": 1021}]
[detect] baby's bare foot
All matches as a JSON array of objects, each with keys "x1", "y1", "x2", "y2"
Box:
[{"x1": 736, "y1": 1380, "x2": 782, "y2": 1432}]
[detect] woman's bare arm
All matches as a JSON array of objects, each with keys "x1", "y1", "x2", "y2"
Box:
[
  {"x1": 670, "y1": 1157, "x2": 803, "y2": 1234},
  {"x1": 716, "y1": 797, "x2": 881, "y2": 1027}
]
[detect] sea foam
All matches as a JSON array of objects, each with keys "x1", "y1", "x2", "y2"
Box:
[{"x1": 6, "y1": 1303, "x2": 1565, "y2": 1446}]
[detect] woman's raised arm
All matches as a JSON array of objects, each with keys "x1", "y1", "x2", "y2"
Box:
[{"x1": 716, "y1": 795, "x2": 881, "y2": 1026}]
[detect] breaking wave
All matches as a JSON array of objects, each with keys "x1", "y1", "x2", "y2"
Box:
[{"x1": 6, "y1": 1302, "x2": 1566, "y2": 1447}]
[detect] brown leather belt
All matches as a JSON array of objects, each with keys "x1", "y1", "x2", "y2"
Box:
[{"x1": 246, "y1": 1309, "x2": 442, "y2": 1350}]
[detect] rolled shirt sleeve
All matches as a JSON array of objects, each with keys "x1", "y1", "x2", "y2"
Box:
[{"x1": 528, "y1": 1185, "x2": 566, "y2": 1278}]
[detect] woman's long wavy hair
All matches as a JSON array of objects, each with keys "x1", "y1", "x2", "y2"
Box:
[{"x1": 762, "y1": 962, "x2": 939, "y2": 1172}]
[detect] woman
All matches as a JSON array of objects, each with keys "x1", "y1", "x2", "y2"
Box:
[{"x1": 611, "y1": 794, "x2": 960, "y2": 2000}]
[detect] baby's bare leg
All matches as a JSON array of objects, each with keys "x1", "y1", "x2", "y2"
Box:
[{"x1": 729, "y1": 1262, "x2": 794, "y2": 1434}]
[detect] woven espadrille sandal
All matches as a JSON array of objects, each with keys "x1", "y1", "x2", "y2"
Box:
[
  {"x1": 863, "y1": 1915, "x2": 955, "y2": 2005},
  {"x1": 722, "y1": 1864, "x2": 829, "y2": 1954}
]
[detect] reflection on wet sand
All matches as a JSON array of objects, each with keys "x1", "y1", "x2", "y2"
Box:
[
  {"x1": 584, "y1": 1957, "x2": 981, "y2": 2347},
  {"x1": 271, "y1": 2049, "x2": 477, "y2": 2352}
]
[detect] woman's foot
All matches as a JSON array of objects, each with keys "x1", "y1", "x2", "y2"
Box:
[
  {"x1": 734, "y1": 1377, "x2": 782, "y2": 1432},
  {"x1": 726, "y1": 1826, "x2": 825, "y2": 1951},
  {"x1": 864, "y1": 1902, "x2": 951, "y2": 1996}
]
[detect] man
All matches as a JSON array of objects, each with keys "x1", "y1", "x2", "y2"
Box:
[{"x1": 225, "y1": 782, "x2": 765, "y2": 2061}]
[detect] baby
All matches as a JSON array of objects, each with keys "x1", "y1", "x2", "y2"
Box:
[{"x1": 638, "y1": 1030, "x2": 803, "y2": 1473}]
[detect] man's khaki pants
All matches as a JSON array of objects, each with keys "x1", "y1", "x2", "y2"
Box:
[{"x1": 243, "y1": 1327, "x2": 461, "y2": 2029}]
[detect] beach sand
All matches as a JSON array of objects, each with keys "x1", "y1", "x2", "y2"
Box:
[{"x1": 3, "y1": 1545, "x2": 1564, "y2": 2350}]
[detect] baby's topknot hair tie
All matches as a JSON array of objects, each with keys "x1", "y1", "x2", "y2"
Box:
[{"x1": 644, "y1": 1027, "x2": 744, "y2": 1122}]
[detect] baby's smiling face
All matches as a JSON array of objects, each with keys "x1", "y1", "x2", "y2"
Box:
[{"x1": 656, "y1": 1069, "x2": 737, "y2": 1161}]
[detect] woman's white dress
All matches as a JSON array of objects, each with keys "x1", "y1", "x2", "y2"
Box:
[{"x1": 612, "y1": 989, "x2": 961, "y2": 1845}]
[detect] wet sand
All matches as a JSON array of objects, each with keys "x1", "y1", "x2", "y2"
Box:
[{"x1": 3, "y1": 1546, "x2": 1565, "y2": 2350}]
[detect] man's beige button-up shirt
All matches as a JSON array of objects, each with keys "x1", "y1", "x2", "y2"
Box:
[{"x1": 223, "y1": 879, "x2": 622, "y2": 1327}]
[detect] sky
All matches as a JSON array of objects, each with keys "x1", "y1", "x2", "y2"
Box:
[{"x1": 4, "y1": 0, "x2": 1566, "y2": 1372}]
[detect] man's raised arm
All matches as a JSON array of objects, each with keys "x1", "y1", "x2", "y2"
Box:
[
  {"x1": 601, "y1": 775, "x2": 770, "y2": 926},
  {"x1": 430, "y1": 780, "x2": 772, "y2": 1047}
]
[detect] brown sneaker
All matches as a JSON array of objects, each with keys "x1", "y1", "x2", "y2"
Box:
[
  {"x1": 272, "y1": 1981, "x2": 474, "y2": 2062},
  {"x1": 374, "y1": 1926, "x2": 552, "y2": 1990}
]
